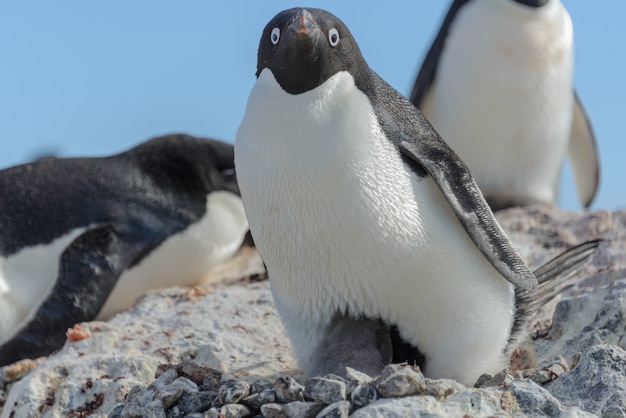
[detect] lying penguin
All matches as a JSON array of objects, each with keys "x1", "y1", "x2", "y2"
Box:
[
  {"x1": 235, "y1": 7, "x2": 599, "y2": 385},
  {"x1": 410, "y1": 0, "x2": 600, "y2": 210},
  {"x1": 0, "y1": 133, "x2": 249, "y2": 366}
]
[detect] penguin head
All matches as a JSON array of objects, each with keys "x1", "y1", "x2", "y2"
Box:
[
  {"x1": 131, "y1": 134, "x2": 240, "y2": 198},
  {"x1": 256, "y1": 7, "x2": 368, "y2": 95}
]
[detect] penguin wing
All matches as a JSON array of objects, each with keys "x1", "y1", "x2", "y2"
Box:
[
  {"x1": 568, "y1": 91, "x2": 600, "y2": 208},
  {"x1": 409, "y1": 0, "x2": 470, "y2": 107},
  {"x1": 398, "y1": 136, "x2": 537, "y2": 291},
  {"x1": 0, "y1": 223, "x2": 164, "y2": 366}
]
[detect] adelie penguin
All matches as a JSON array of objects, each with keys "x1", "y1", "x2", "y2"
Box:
[
  {"x1": 410, "y1": 0, "x2": 600, "y2": 210},
  {"x1": 235, "y1": 7, "x2": 598, "y2": 385},
  {"x1": 0, "y1": 134, "x2": 249, "y2": 366}
]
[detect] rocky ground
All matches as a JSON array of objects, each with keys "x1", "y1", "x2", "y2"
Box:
[{"x1": 1, "y1": 206, "x2": 625, "y2": 417}]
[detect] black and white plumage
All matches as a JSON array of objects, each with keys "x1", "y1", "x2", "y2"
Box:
[
  {"x1": 235, "y1": 7, "x2": 597, "y2": 385},
  {"x1": 0, "y1": 133, "x2": 248, "y2": 366},
  {"x1": 411, "y1": 0, "x2": 600, "y2": 210}
]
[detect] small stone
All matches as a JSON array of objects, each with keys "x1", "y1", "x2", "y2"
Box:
[
  {"x1": 121, "y1": 399, "x2": 167, "y2": 418},
  {"x1": 274, "y1": 377, "x2": 305, "y2": 403},
  {"x1": 215, "y1": 380, "x2": 251, "y2": 405},
  {"x1": 375, "y1": 364, "x2": 426, "y2": 398},
  {"x1": 507, "y1": 379, "x2": 562, "y2": 417},
  {"x1": 176, "y1": 390, "x2": 215, "y2": 414},
  {"x1": 165, "y1": 405, "x2": 184, "y2": 418},
  {"x1": 473, "y1": 369, "x2": 514, "y2": 388},
  {"x1": 523, "y1": 355, "x2": 569, "y2": 385},
  {"x1": 283, "y1": 401, "x2": 325, "y2": 418},
  {"x1": 149, "y1": 369, "x2": 180, "y2": 392},
  {"x1": 350, "y1": 382, "x2": 379, "y2": 408},
  {"x1": 315, "y1": 400, "x2": 351, "y2": 418},
  {"x1": 155, "y1": 377, "x2": 199, "y2": 409},
  {"x1": 108, "y1": 404, "x2": 124, "y2": 418},
  {"x1": 250, "y1": 379, "x2": 274, "y2": 394},
  {"x1": 183, "y1": 413, "x2": 204, "y2": 418},
  {"x1": 123, "y1": 385, "x2": 146, "y2": 405},
  {"x1": 219, "y1": 403, "x2": 252, "y2": 418},
  {"x1": 423, "y1": 378, "x2": 466, "y2": 399},
  {"x1": 305, "y1": 377, "x2": 347, "y2": 404},
  {"x1": 260, "y1": 403, "x2": 284, "y2": 418},
  {"x1": 345, "y1": 368, "x2": 373, "y2": 386},
  {"x1": 203, "y1": 407, "x2": 222, "y2": 418},
  {"x1": 243, "y1": 388, "x2": 276, "y2": 409}
]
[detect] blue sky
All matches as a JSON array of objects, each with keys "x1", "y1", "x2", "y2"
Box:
[{"x1": 0, "y1": 2, "x2": 624, "y2": 210}]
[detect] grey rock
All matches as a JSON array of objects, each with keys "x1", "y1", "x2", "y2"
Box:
[
  {"x1": 215, "y1": 380, "x2": 251, "y2": 405},
  {"x1": 250, "y1": 379, "x2": 274, "y2": 394},
  {"x1": 304, "y1": 377, "x2": 347, "y2": 404},
  {"x1": 522, "y1": 356, "x2": 569, "y2": 385},
  {"x1": 259, "y1": 403, "x2": 284, "y2": 418},
  {"x1": 203, "y1": 407, "x2": 221, "y2": 418},
  {"x1": 505, "y1": 379, "x2": 563, "y2": 417},
  {"x1": 242, "y1": 388, "x2": 276, "y2": 409},
  {"x1": 1, "y1": 280, "x2": 298, "y2": 418},
  {"x1": 175, "y1": 390, "x2": 215, "y2": 415},
  {"x1": 344, "y1": 367, "x2": 373, "y2": 386},
  {"x1": 375, "y1": 364, "x2": 426, "y2": 398},
  {"x1": 218, "y1": 403, "x2": 252, "y2": 418},
  {"x1": 352, "y1": 397, "x2": 469, "y2": 418},
  {"x1": 315, "y1": 400, "x2": 351, "y2": 418},
  {"x1": 474, "y1": 369, "x2": 515, "y2": 389},
  {"x1": 122, "y1": 399, "x2": 166, "y2": 418},
  {"x1": 423, "y1": 378, "x2": 466, "y2": 399},
  {"x1": 350, "y1": 382, "x2": 379, "y2": 408},
  {"x1": 156, "y1": 377, "x2": 198, "y2": 409},
  {"x1": 546, "y1": 345, "x2": 626, "y2": 415},
  {"x1": 532, "y1": 282, "x2": 626, "y2": 366},
  {"x1": 283, "y1": 401, "x2": 325, "y2": 418},
  {"x1": 274, "y1": 377, "x2": 304, "y2": 403}
]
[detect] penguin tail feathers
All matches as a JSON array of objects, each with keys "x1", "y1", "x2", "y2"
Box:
[
  {"x1": 508, "y1": 239, "x2": 601, "y2": 350},
  {"x1": 516, "y1": 239, "x2": 601, "y2": 313}
]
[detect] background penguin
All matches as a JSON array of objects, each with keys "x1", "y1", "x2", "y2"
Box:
[
  {"x1": 410, "y1": 0, "x2": 600, "y2": 210},
  {"x1": 235, "y1": 7, "x2": 596, "y2": 385},
  {"x1": 0, "y1": 133, "x2": 249, "y2": 366}
]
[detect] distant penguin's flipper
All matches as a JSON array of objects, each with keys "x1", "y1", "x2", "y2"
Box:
[
  {"x1": 0, "y1": 223, "x2": 161, "y2": 366},
  {"x1": 568, "y1": 91, "x2": 600, "y2": 208},
  {"x1": 409, "y1": 0, "x2": 470, "y2": 108},
  {"x1": 509, "y1": 239, "x2": 601, "y2": 346}
]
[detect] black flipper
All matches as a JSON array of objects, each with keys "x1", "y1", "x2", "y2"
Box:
[
  {"x1": 409, "y1": 0, "x2": 470, "y2": 107},
  {"x1": 0, "y1": 223, "x2": 163, "y2": 366},
  {"x1": 399, "y1": 139, "x2": 537, "y2": 290}
]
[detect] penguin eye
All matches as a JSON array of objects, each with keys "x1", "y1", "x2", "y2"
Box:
[
  {"x1": 328, "y1": 28, "x2": 339, "y2": 47},
  {"x1": 270, "y1": 27, "x2": 280, "y2": 45}
]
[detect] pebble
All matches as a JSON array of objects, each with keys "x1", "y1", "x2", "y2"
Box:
[
  {"x1": 304, "y1": 376, "x2": 347, "y2": 404},
  {"x1": 375, "y1": 364, "x2": 426, "y2": 398},
  {"x1": 274, "y1": 376, "x2": 305, "y2": 403}
]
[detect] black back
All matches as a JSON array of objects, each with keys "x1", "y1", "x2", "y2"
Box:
[{"x1": 0, "y1": 133, "x2": 239, "y2": 258}]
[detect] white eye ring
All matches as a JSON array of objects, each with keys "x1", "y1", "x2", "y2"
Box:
[
  {"x1": 328, "y1": 28, "x2": 339, "y2": 47},
  {"x1": 271, "y1": 27, "x2": 280, "y2": 45}
]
